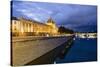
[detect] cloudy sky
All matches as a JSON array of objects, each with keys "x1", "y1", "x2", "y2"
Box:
[{"x1": 11, "y1": 1, "x2": 97, "y2": 32}]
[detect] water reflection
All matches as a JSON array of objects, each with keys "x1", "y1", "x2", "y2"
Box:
[
  {"x1": 58, "y1": 38, "x2": 74, "y2": 59},
  {"x1": 55, "y1": 37, "x2": 97, "y2": 63}
]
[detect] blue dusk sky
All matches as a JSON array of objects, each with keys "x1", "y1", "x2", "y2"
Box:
[{"x1": 11, "y1": 1, "x2": 97, "y2": 32}]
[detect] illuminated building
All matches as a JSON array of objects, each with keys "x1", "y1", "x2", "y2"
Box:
[{"x1": 11, "y1": 17, "x2": 58, "y2": 36}]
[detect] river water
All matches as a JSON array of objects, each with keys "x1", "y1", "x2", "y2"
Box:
[{"x1": 55, "y1": 37, "x2": 97, "y2": 63}]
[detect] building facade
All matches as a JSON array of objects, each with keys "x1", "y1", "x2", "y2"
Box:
[{"x1": 11, "y1": 17, "x2": 58, "y2": 36}]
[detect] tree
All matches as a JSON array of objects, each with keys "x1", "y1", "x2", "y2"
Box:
[{"x1": 58, "y1": 26, "x2": 74, "y2": 34}]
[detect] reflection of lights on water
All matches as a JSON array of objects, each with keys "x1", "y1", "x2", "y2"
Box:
[
  {"x1": 54, "y1": 61, "x2": 56, "y2": 64},
  {"x1": 73, "y1": 38, "x2": 75, "y2": 40},
  {"x1": 87, "y1": 38, "x2": 89, "y2": 40}
]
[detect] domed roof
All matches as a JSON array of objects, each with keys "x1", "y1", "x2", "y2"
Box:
[{"x1": 47, "y1": 17, "x2": 55, "y2": 24}]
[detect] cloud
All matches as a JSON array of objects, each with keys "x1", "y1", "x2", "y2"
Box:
[
  {"x1": 12, "y1": 1, "x2": 97, "y2": 32},
  {"x1": 12, "y1": 1, "x2": 58, "y2": 22}
]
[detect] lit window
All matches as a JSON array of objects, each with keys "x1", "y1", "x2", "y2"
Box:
[{"x1": 14, "y1": 21, "x2": 16, "y2": 24}]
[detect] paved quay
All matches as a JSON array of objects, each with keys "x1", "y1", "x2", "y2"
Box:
[{"x1": 12, "y1": 36, "x2": 73, "y2": 66}]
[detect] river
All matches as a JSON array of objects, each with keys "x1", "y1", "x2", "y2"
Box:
[{"x1": 55, "y1": 37, "x2": 97, "y2": 63}]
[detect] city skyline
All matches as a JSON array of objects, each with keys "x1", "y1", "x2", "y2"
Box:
[{"x1": 12, "y1": 1, "x2": 97, "y2": 32}]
